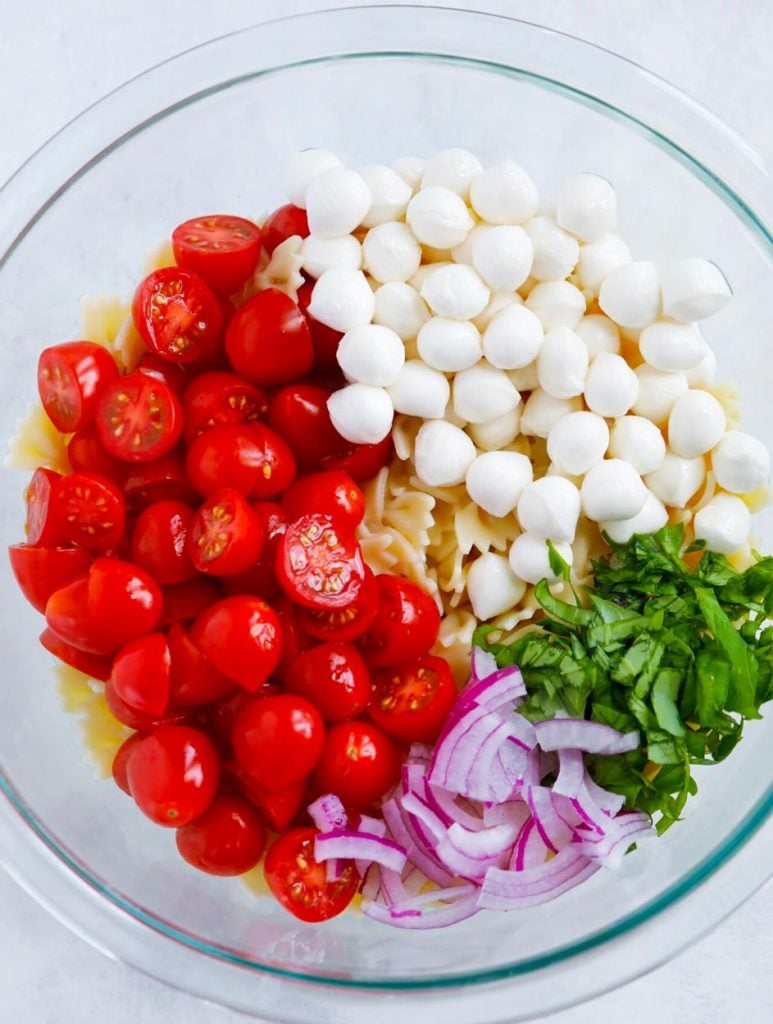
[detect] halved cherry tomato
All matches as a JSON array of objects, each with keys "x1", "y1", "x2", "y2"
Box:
[
  {"x1": 39, "y1": 627, "x2": 112, "y2": 681},
  {"x1": 282, "y1": 470, "x2": 365, "y2": 531},
  {"x1": 360, "y1": 575, "x2": 441, "y2": 669},
  {"x1": 225, "y1": 289, "x2": 313, "y2": 387},
  {"x1": 137, "y1": 352, "x2": 190, "y2": 397},
  {"x1": 112, "y1": 632, "x2": 171, "y2": 718},
  {"x1": 130, "y1": 499, "x2": 196, "y2": 584},
  {"x1": 126, "y1": 724, "x2": 220, "y2": 827},
  {"x1": 182, "y1": 371, "x2": 266, "y2": 443},
  {"x1": 8, "y1": 544, "x2": 91, "y2": 614},
  {"x1": 167, "y1": 622, "x2": 234, "y2": 707},
  {"x1": 96, "y1": 372, "x2": 183, "y2": 463},
  {"x1": 45, "y1": 576, "x2": 105, "y2": 654},
  {"x1": 297, "y1": 279, "x2": 343, "y2": 375},
  {"x1": 67, "y1": 427, "x2": 124, "y2": 480},
  {"x1": 277, "y1": 514, "x2": 365, "y2": 611},
  {"x1": 105, "y1": 679, "x2": 184, "y2": 730},
  {"x1": 185, "y1": 423, "x2": 296, "y2": 499},
  {"x1": 56, "y1": 472, "x2": 127, "y2": 551},
  {"x1": 221, "y1": 501, "x2": 287, "y2": 601},
  {"x1": 176, "y1": 793, "x2": 267, "y2": 875},
  {"x1": 267, "y1": 383, "x2": 347, "y2": 470},
  {"x1": 123, "y1": 452, "x2": 194, "y2": 510},
  {"x1": 191, "y1": 596, "x2": 282, "y2": 692},
  {"x1": 261, "y1": 204, "x2": 309, "y2": 256},
  {"x1": 112, "y1": 733, "x2": 143, "y2": 795},
  {"x1": 232, "y1": 693, "x2": 324, "y2": 792},
  {"x1": 231, "y1": 768, "x2": 307, "y2": 833},
  {"x1": 37, "y1": 341, "x2": 119, "y2": 433},
  {"x1": 264, "y1": 827, "x2": 358, "y2": 923},
  {"x1": 25, "y1": 468, "x2": 66, "y2": 547},
  {"x1": 322, "y1": 433, "x2": 394, "y2": 482},
  {"x1": 274, "y1": 596, "x2": 315, "y2": 681},
  {"x1": 172, "y1": 216, "x2": 262, "y2": 297},
  {"x1": 159, "y1": 576, "x2": 221, "y2": 628},
  {"x1": 369, "y1": 655, "x2": 457, "y2": 744},
  {"x1": 312, "y1": 721, "x2": 400, "y2": 811},
  {"x1": 132, "y1": 267, "x2": 223, "y2": 365},
  {"x1": 206, "y1": 686, "x2": 281, "y2": 747},
  {"x1": 297, "y1": 567, "x2": 379, "y2": 643},
  {"x1": 187, "y1": 488, "x2": 265, "y2": 576},
  {"x1": 286, "y1": 643, "x2": 371, "y2": 723}
]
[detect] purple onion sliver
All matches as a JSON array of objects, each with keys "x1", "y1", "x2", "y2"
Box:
[
  {"x1": 533, "y1": 718, "x2": 640, "y2": 755},
  {"x1": 307, "y1": 793, "x2": 348, "y2": 833}
]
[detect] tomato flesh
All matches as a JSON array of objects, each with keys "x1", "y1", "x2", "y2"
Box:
[
  {"x1": 277, "y1": 514, "x2": 365, "y2": 611},
  {"x1": 313, "y1": 721, "x2": 400, "y2": 811},
  {"x1": 232, "y1": 693, "x2": 325, "y2": 792},
  {"x1": 360, "y1": 575, "x2": 441, "y2": 669},
  {"x1": 187, "y1": 488, "x2": 265, "y2": 576},
  {"x1": 264, "y1": 827, "x2": 358, "y2": 923},
  {"x1": 38, "y1": 341, "x2": 119, "y2": 433},
  {"x1": 370, "y1": 655, "x2": 457, "y2": 744},
  {"x1": 25, "y1": 467, "x2": 65, "y2": 547},
  {"x1": 191, "y1": 595, "x2": 283, "y2": 692},
  {"x1": 96, "y1": 372, "x2": 184, "y2": 463},
  {"x1": 132, "y1": 267, "x2": 223, "y2": 364},
  {"x1": 182, "y1": 370, "x2": 266, "y2": 443},
  {"x1": 176, "y1": 793, "x2": 267, "y2": 875},
  {"x1": 172, "y1": 215, "x2": 262, "y2": 297},
  {"x1": 225, "y1": 289, "x2": 313, "y2": 387},
  {"x1": 56, "y1": 471, "x2": 126, "y2": 551},
  {"x1": 261, "y1": 204, "x2": 309, "y2": 256},
  {"x1": 297, "y1": 567, "x2": 379, "y2": 642}
]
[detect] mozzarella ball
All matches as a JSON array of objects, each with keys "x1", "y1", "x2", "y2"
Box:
[
  {"x1": 471, "y1": 225, "x2": 534, "y2": 291},
  {"x1": 301, "y1": 234, "x2": 362, "y2": 279},
  {"x1": 305, "y1": 168, "x2": 371, "y2": 238},
  {"x1": 556, "y1": 173, "x2": 617, "y2": 242},
  {"x1": 407, "y1": 186, "x2": 474, "y2": 248},
  {"x1": 661, "y1": 258, "x2": 732, "y2": 323},
  {"x1": 712, "y1": 430, "x2": 770, "y2": 494},
  {"x1": 685, "y1": 344, "x2": 718, "y2": 388},
  {"x1": 409, "y1": 261, "x2": 451, "y2": 291},
  {"x1": 358, "y1": 165, "x2": 412, "y2": 227},
  {"x1": 645, "y1": 452, "x2": 706, "y2": 508},
  {"x1": 336, "y1": 324, "x2": 405, "y2": 387},
  {"x1": 362, "y1": 222, "x2": 422, "y2": 284},
  {"x1": 421, "y1": 148, "x2": 484, "y2": 198},
  {"x1": 599, "y1": 261, "x2": 661, "y2": 329},
  {"x1": 509, "y1": 533, "x2": 573, "y2": 585},
  {"x1": 609, "y1": 416, "x2": 667, "y2": 475},
  {"x1": 414, "y1": 420, "x2": 477, "y2": 486},
  {"x1": 387, "y1": 360, "x2": 450, "y2": 419},
  {"x1": 581, "y1": 460, "x2": 647, "y2": 522},
  {"x1": 467, "y1": 553, "x2": 527, "y2": 621},
  {"x1": 373, "y1": 282, "x2": 429, "y2": 340},
  {"x1": 639, "y1": 321, "x2": 708, "y2": 372},
  {"x1": 507, "y1": 362, "x2": 541, "y2": 392},
  {"x1": 575, "y1": 314, "x2": 621, "y2": 358},
  {"x1": 482, "y1": 303, "x2": 544, "y2": 370},
  {"x1": 584, "y1": 352, "x2": 639, "y2": 417},
  {"x1": 577, "y1": 233, "x2": 632, "y2": 291},
  {"x1": 393, "y1": 156, "x2": 427, "y2": 190},
  {"x1": 468, "y1": 407, "x2": 522, "y2": 451},
  {"x1": 308, "y1": 268, "x2": 375, "y2": 332},
  {"x1": 601, "y1": 490, "x2": 668, "y2": 544},
  {"x1": 526, "y1": 216, "x2": 580, "y2": 281},
  {"x1": 632, "y1": 365, "x2": 688, "y2": 425},
  {"x1": 693, "y1": 495, "x2": 751, "y2": 554},
  {"x1": 466, "y1": 451, "x2": 533, "y2": 517},
  {"x1": 417, "y1": 317, "x2": 481, "y2": 371},
  {"x1": 453, "y1": 362, "x2": 521, "y2": 424},
  {"x1": 327, "y1": 384, "x2": 394, "y2": 445},
  {"x1": 517, "y1": 477, "x2": 581, "y2": 541},
  {"x1": 472, "y1": 291, "x2": 523, "y2": 332},
  {"x1": 547, "y1": 411, "x2": 609, "y2": 475},
  {"x1": 286, "y1": 148, "x2": 343, "y2": 208},
  {"x1": 521, "y1": 390, "x2": 582, "y2": 438},
  {"x1": 470, "y1": 160, "x2": 539, "y2": 225},
  {"x1": 420, "y1": 264, "x2": 490, "y2": 320},
  {"x1": 668, "y1": 390, "x2": 726, "y2": 458},
  {"x1": 525, "y1": 280, "x2": 586, "y2": 330},
  {"x1": 537, "y1": 327, "x2": 589, "y2": 399},
  {"x1": 449, "y1": 224, "x2": 481, "y2": 266}
]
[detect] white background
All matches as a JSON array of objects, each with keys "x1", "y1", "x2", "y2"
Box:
[{"x1": 0, "y1": 1, "x2": 771, "y2": 1021}]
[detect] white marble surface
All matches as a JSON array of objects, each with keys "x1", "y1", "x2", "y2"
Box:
[{"x1": 0, "y1": 1, "x2": 771, "y2": 1021}]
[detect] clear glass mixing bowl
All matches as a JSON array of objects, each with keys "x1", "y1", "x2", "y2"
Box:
[{"x1": 0, "y1": 7, "x2": 771, "y2": 1022}]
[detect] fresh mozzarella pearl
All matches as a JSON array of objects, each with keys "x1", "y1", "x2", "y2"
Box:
[
  {"x1": 639, "y1": 321, "x2": 708, "y2": 372},
  {"x1": 453, "y1": 363, "x2": 521, "y2": 424},
  {"x1": 393, "y1": 156, "x2": 427, "y2": 191},
  {"x1": 286, "y1": 149, "x2": 343, "y2": 208},
  {"x1": 712, "y1": 430, "x2": 770, "y2": 494},
  {"x1": 693, "y1": 494, "x2": 751, "y2": 554},
  {"x1": 507, "y1": 362, "x2": 540, "y2": 391},
  {"x1": 449, "y1": 224, "x2": 481, "y2": 266},
  {"x1": 520, "y1": 390, "x2": 582, "y2": 438},
  {"x1": 358, "y1": 165, "x2": 412, "y2": 227},
  {"x1": 305, "y1": 168, "x2": 372, "y2": 238},
  {"x1": 557, "y1": 173, "x2": 617, "y2": 242},
  {"x1": 537, "y1": 327, "x2": 589, "y2": 399},
  {"x1": 467, "y1": 553, "x2": 527, "y2": 621},
  {"x1": 601, "y1": 490, "x2": 669, "y2": 543},
  {"x1": 308, "y1": 268, "x2": 375, "y2": 332},
  {"x1": 547, "y1": 412, "x2": 609, "y2": 475},
  {"x1": 406, "y1": 186, "x2": 474, "y2": 249},
  {"x1": 517, "y1": 477, "x2": 581, "y2": 541},
  {"x1": 373, "y1": 282, "x2": 429, "y2": 340},
  {"x1": 327, "y1": 384, "x2": 394, "y2": 444},
  {"x1": 472, "y1": 225, "x2": 534, "y2": 291},
  {"x1": 414, "y1": 420, "x2": 477, "y2": 486},
  {"x1": 661, "y1": 258, "x2": 732, "y2": 322},
  {"x1": 417, "y1": 317, "x2": 481, "y2": 371},
  {"x1": 584, "y1": 352, "x2": 639, "y2": 417},
  {"x1": 409, "y1": 261, "x2": 451, "y2": 291},
  {"x1": 581, "y1": 460, "x2": 647, "y2": 522},
  {"x1": 465, "y1": 451, "x2": 533, "y2": 517},
  {"x1": 336, "y1": 324, "x2": 405, "y2": 387},
  {"x1": 668, "y1": 390, "x2": 726, "y2": 458},
  {"x1": 421, "y1": 148, "x2": 484, "y2": 198},
  {"x1": 525, "y1": 217, "x2": 579, "y2": 281},
  {"x1": 470, "y1": 160, "x2": 539, "y2": 225},
  {"x1": 525, "y1": 281, "x2": 586, "y2": 330},
  {"x1": 300, "y1": 234, "x2": 362, "y2": 279},
  {"x1": 482, "y1": 304, "x2": 544, "y2": 369},
  {"x1": 575, "y1": 314, "x2": 621, "y2": 358},
  {"x1": 609, "y1": 416, "x2": 667, "y2": 475},
  {"x1": 685, "y1": 344, "x2": 718, "y2": 388},
  {"x1": 508, "y1": 533, "x2": 573, "y2": 585},
  {"x1": 599, "y1": 261, "x2": 661, "y2": 328},
  {"x1": 420, "y1": 264, "x2": 490, "y2": 320},
  {"x1": 472, "y1": 291, "x2": 523, "y2": 332},
  {"x1": 632, "y1": 365, "x2": 688, "y2": 425},
  {"x1": 645, "y1": 452, "x2": 706, "y2": 508},
  {"x1": 387, "y1": 360, "x2": 450, "y2": 419},
  {"x1": 468, "y1": 407, "x2": 522, "y2": 450},
  {"x1": 577, "y1": 234, "x2": 632, "y2": 291},
  {"x1": 362, "y1": 222, "x2": 422, "y2": 283}
]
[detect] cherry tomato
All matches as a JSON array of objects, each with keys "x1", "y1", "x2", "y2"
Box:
[
  {"x1": 360, "y1": 576, "x2": 441, "y2": 669},
  {"x1": 67, "y1": 427, "x2": 124, "y2": 480},
  {"x1": 176, "y1": 793, "x2": 266, "y2": 875},
  {"x1": 232, "y1": 693, "x2": 324, "y2": 792},
  {"x1": 283, "y1": 470, "x2": 365, "y2": 532},
  {"x1": 37, "y1": 341, "x2": 119, "y2": 433},
  {"x1": 45, "y1": 576, "x2": 105, "y2": 654},
  {"x1": 105, "y1": 679, "x2": 184, "y2": 730},
  {"x1": 112, "y1": 733, "x2": 143, "y2": 795},
  {"x1": 185, "y1": 423, "x2": 296, "y2": 499},
  {"x1": 232, "y1": 770, "x2": 307, "y2": 833},
  {"x1": 25, "y1": 468, "x2": 66, "y2": 547},
  {"x1": 274, "y1": 596, "x2": 315, "y2": 681},
  {"x1": 111, "y1": 632, "x2": 171, "y2": 718},
  {"x1": 264, "y1": 827, "x2": 358, "y2": 923},
  {"x1": 182, "y1": 370, "x2": 266, "y2": 443},
  {"x1": 322, "y1": 434, "x2": 394, "y2": 482},
  {"x1": 297, "y1": 567, "x2": 379, "y2": 643},
  {"x1": 123, "y1": 452, "x2": 194, "y2": 510},
  {"x1": 206, "y1": 689, "x2": 263, "y2": 747},
  {"x1": 277, "y1": 514, "x2": 365, "y2": 611},
  {"x1": 137, "y1": 352, "x2": 190, "y2": 397},
  {"x1": 286, "y1": 643, "x2": 371, "y2": 723},
  {"x1": 297, "y1": 279, "x2": 343, "y2": 375},
  {"x1": 96, "y1": 372, "x2": 183, "y2": 463},
  {"x1": 221, "y1": 501, "x2": 287, "y2": 601},
  {"x1": 132, "y1": 267, "x2": 223, "y2": 364},
  {"x1": 8, "y1": 544, "x2": 91, "y2": 614},
  {"x1": 130, "y1": 499, "x2": 196, "y2": 584},
  {"x1": 187, "y1": 488, "x2": 265, "y2": 576},
  {"x1": 191, "y1": 596, "x2": 283, "y2": 691},
  {"x1": 313, "y1": 721, "x2": 400, "y2": 811},
  {"x1": 56, "y1": 471, "x2": 127, "y2": 551},
  {"x1": 172, "y1": 215, "x2": 262, "y2": 297},
  {"x1": 39, "y1": 627, "x2": 112, "y2": 681},
  {"x1": 369, "y1": 655, "x2": 457, "y2": 744},
  {"x1": 159, "y1": 576, "x2": 221, "y2": 628},
  {"x1": 267, "y1": 383, "x2": 347, "y2": 470},
  {"x1": 167, "y1": 622, "x2": 234, "y2": 707},
  {"x1": 126, "y1": 724, "x2": 220, "y2": 827},
  {"x1": 261, "y1": 204, "x2": 309, "y2": 256},
  {"x1": 225, "y1": 289, "x2": 313, "y2": 387}
]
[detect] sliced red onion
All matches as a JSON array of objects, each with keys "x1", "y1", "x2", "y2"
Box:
[
  {"x1": 552, "y1": 747, "x2": 585, "y2": 798},
  {"x1": 401, "y1": 791, "x2": 447, "y2": 841},
  {"x1": 362, "y1": 894, "x2": 480, "y2": 929},
  {"x1": 407, "y1": 742, "x2": 434, "y2": 764},
  {"x1": 533, "y1": 718, "x2": 639, "y2": 755},
  {"x1": 386, "y1": 882, "x2": 478, "y2": 911},
  {"x1": 378, "y1": 866, "x2": 408, "y2": 906},
  {"x1": 382, "y1": 798, "x2": 455, "y2": 886},
  {"x1": 479, "y1": 846, "x2": 601, "y2": 910},
  {"x1": 461, "y1": 656, "x2": 527, "y2": 711},
  {"x1": 575, "y1": 813, "x2": 654, "y2": 869},
  {"x1": 511, "y1": 818, "x2": 550, "y2": 871},
  {"x1": 314, "y1": 831, "x2": 408, "y2": 874},
  {"x1": 483, "y1": 800, "x2": 531, "y2": 832},
  {"x1": 326, "y1": 859, "x2": 346, "y2": 883},
  {"x1": 426, "y1": 785, "x2": 485, "y2": 832},
  {"x1": 308, "y1": 794, "x2": 348, "y2": 833},
  {"x1": 525, "y1": 786, "x2": 574, "y2": 852},
  {"x1": 356, "y1": 814, "x2": 387, "y2": 839},
  {"x1": 402, "y1": 866, "x2": 428, "y2": 897},
  {"x1": 361, "y1": 864, "x2": 381, "y2": 902},
  {"x1": 446, "y1": 821, "x2": 518, "y2": 860},
  {"x1": 583, "y1": 772, "x2": 626, "y2": 816}
]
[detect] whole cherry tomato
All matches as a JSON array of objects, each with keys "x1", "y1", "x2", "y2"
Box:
[
  {"x1": 359, "y1": 575, "x2": 441, "y2": 669},
  {"x1": 264, "y1": 827, "x2": 358, "y2": 923},
  {"x1": 187, "y1": 488, "x2": 265, "y2": 576},
  {"x1": 185, "y1": 423, "x2": 296, "y2": 499},
  {"x1": 369, "y1": 655, "x2": 457, "y2": 744},
  {"x1": 96, "y1": 372, "x2": 184, "y2": 463},
  {"x1": 112, "y1": 732, "x2": 143, "y2": 795},
  {"x1": 276, "y1": 514, "x2": 366, "y2": 611},
  {"x1": 232, "y1": 693, "x2": 324, "y2": 792},
  {"x1": 37, "y1": 341, "x2": 119, "y2": 433},
  {"x1": 191, "y1": 596, "x2": 283, "y2": 691},
  {"x1": 130, "y1": 499, "x2": 197, "y2": 584},
  {"x1": 132, "y1": 267, "x2": 223, "y2": 364},
  {"x1": 267, "y1": 383, "x2": 347, "y2": 470},
  {"x1": 261, "y1": 204, "x2": 309, "y2": 256},
  {"x1": 8, "y1": 544, "x2": 91, "y2": 614},
  {"x1": 282, "y1": 470, "x2": 365, "y2": 532},
  {"x1": 111, "y1": 632, "x2": 171, "y2": 718},
  {"x1": 167, "y1": 622, "x2": 234, "y2": 707},
  {"x1": 25, "y1": 468, "x2": 66, "y2": 548},
  {"x1": 286, "y1": 643, "x2": 371, "y2": 723},
  {"x1": 172, "y1": 215, "x2": 262, "y2": 297},
  {"x1": 225, "y1": 289, "x2": 313, "y2": 387},
  {"x1": 313, "y1": 721, "x2": 400, "y2": 811},
  {"x1": 182, "y1": 370, "x2": 267, "y2": 443},
  {"x1": 176, "y1": 793, "x2": 267, "y2": 875},
  {"x1": 297, "y1": 567, "x2": 379, "y2": 643},
  {"x1": 56, "y1": 471, "x2": 127, "y2": 551}
]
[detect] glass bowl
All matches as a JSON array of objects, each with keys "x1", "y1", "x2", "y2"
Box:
[{"x1": 0, "y1": 7, "x2": 771, "y2": 1022}]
